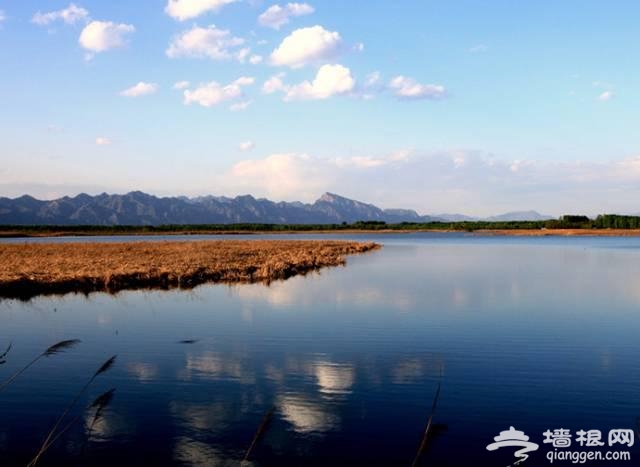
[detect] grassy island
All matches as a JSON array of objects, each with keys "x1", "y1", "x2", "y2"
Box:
[{"x1": 0, "y1": 240, "x2": 380, "y2": 300}]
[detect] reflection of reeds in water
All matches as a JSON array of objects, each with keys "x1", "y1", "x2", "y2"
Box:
[
  {"x1": 242, "y1": 405, "x2": 276, "y2": 465},
  {"x1": 0, "y1": 339, "x2": 81, "y2": 392},
  {"x1": 86, "y1": 388, "x2": 116, "y2": 439},
  {"x1": 0, "y1": 340, "x2": 11, "y2": 365},
  {"x1": 28, "y1": 388, "x2": 116, "y2": 463},
  {"x1": 411, "y1": 366, "x2": 444, "y2": 467},
  {"x1": 27, "y1": 355, "x2": 117, "y2": 466}
]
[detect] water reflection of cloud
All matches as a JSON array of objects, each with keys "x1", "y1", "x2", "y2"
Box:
[
  {"x1": 392, "y1": 359, "x2": 425, "y2": 384},
  {"x1": 84, "y1": 409, "x2": 133, "y2": 441},
  {"x1": 127, "y1": 362, "x2": 159, "y2": 382},
  {"x1": 391, "y1": 356, "x2": 446, "y2": 385},
  {"x1": 264, "y1": 363, "x2": 285, "y2": 383},
  {"x1": 170, "y1": 401, "x2": 231, "y2": 433},
  {"x1": 278, "y1": 394, "x2": 338, "y2": 434},
  {"x1": 181, "y1": 352, "x2": 255, "y2": 384},
  {"x1": 232, "y1": 281, "x2": 416, "y2": 312},
  {"x1": 231, "y1": 282, "x2": 299, "y2": 307},
  {"x1": 314, "y1": 361, "x2": 354, "y2": 395},
  {"x1": 173, "y1": 437, "x2": 236, "y2": 467}
]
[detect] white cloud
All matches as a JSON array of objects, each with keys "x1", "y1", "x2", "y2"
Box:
[
  {"x1": 229, "y1": 100, "x2": 252, "y2": 111},
  {"x1": 598, "y1": 90, "x2": 614, "y2": 101},
  {"x1": 183, "y1": 77, "x2": 254, "y2": 108},
  {"x1": 165, "y1": 0, "x2": 238, "y2": 21},
  {"x1": 166, "y1": 25, "x2": 244, "y2": 61},
  {"x1": 79, "y1": 21, "x2": 135, "y2": 53},
  {"x1": 249, "y1": 54, "x2": 263, "y2": 64},
  {"x1": 258, "y1": 3, "x2": 314, "y2": 30},
  {"x1": 173, "y1": 80, "x2": 190, "y2": 90},
  {"x1": 238, "y1": 141, "x2": 255, "y2": 151},
  {"x1": 270, "y1": 25, "x2": 342, "y2": 68},
  {"x1": 262, "y1": 73, "x2": 287, "y2": 94},
  {"x1": 233, "y1": 76, "x2": 255, "y2": 86},
  {"x1": 284, "y1": 64, "x2": 355, "y2": 101},
  {"x1": 32, "y1": 3, "x2": 89, "y2": 26},
  {"x1": 216, "y1": 150, "x2": 640, "y2": 215},
  {"x1": 0, "y1": 10, "x2": 5, "y2": 24},
  {"x1": 95, "y1": 137, "x2": 111, "y2": 146},
  {"x1": 389, "y1": 76, "x2": 446, "y2": 100},
  {"x1": 227, "y1": 153, "x2": 327, "y2": 199},
  {"x1": 119, "y1": 82, "x2": 159, "y2": 97},
  {"x1": 236, "y1": 47, "x2": 251, "y2": 63}
]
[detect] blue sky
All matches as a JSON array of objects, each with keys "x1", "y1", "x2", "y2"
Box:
[{"x1": 1, "y1": 0, "x2": 639, "y2": 216}]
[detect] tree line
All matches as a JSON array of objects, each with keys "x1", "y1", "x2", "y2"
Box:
[{"x1": 1, "y1": 214, "x2": 640, "y2": 235}]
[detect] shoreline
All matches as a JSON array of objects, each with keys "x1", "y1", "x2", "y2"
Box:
[
  {"x1": 0, "y1": 239, "x2": 380, "y2": 300},
  {"x1": 3, "y1": 228, "x2": 640, "y2": 238},
  {"x1": 472, "y1": 228, "x2": 640, "y2": 236}
]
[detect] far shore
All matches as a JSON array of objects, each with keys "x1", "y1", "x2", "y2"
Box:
[
  {"x1": 473, "y1": 228, "x2": 640, "y2": 236},
  {"x1": 0, "y1": 240, "x2": 380, "y2": 300},
  {"x1": 4, "y1": 228, "x2": 640, "y2": 238}
]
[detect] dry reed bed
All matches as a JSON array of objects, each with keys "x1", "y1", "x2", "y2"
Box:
[{"x1": 0, "y1": 240, "x2": 380, "y2": 300}]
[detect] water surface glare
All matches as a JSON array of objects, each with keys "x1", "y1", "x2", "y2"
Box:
[{"x1": 1, "y1": 234, "x2": 639, "y2": 466}]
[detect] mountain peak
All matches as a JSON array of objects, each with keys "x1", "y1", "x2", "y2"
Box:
[{"x1": 318, "y1": 192, "x2": 342, "y2": 203}]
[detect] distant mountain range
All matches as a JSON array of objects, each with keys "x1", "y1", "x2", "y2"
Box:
[{"x1": 0, "y1": 191, "x2": 554, "y2": 225}]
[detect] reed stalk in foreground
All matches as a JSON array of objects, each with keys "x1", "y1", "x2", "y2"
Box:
[
  {"x1": 411, "y1": 366, "x2": 444, "y2": 467},
  {"x1": 27, "y1": 355, "x2": 117, "y2": 467},
  {"x1": 242, "y1": 405, "x2": 276, "y2": 465},
  {"x1": 29, "y1": 388, "x2": 116, "y2": 462},
  {"x1": 0, "y1": 339, "x2": 80, "y2": 393}
]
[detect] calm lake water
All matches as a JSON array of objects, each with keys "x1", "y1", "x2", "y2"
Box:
[{"x1": 1, "y1": 233, "x2": 639, "y2": 466}]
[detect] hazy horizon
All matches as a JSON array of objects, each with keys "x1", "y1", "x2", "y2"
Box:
[{"x1": 1, "y1": 1, "x2": 639, "y2": 217}]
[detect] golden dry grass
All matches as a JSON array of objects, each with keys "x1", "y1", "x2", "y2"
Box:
[{"x1": 0, "y1": 240, "x2": 380, "y2": 300}]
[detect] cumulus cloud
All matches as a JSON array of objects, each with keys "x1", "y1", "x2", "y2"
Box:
[
  {"x1": 165, "y1": 0, "x2": 238, "y2": 21},
  {"x1": 284, "y1": 64, "x2": 355, "y2": 101},
  {"x1": 238, "y1": 141, "x2": 255, "y2": 151},
  {"x1": 249, "y1": 54, "x2": 263, "y2": 64},
  {"x1": 262, "y1": 73, "x2": 288, "y2": 94},
  {"x1": 173, "y1": 80, "x2": 190, "y2": 90},
  {"x1": 32, "y1": 3, "x2": 89, "y2": 25},
  {"x1": 389, "y1": 76, "x2": 446, "y2": 100},
  {"x1": 213, "y1": 149, "x2": 640, "y2": 215},
  {"x1": 95, "y1": 137, "x2": 111, "y2": 145},
  {"x1": 258, "y1": 3, "x2": 314, "y2": 30},
  {"x1": 166, "y1": 25, "x2": 245, "y2": 61},
  {"x1": 79, "y1": 20, "x2": 135, "y2": 53},
  {"x1": 270, "y1": 25, "x2": 342, "y2": 68},
  {"x1": 0, "y1": 10, "x2": 5, "y2": 24},
  {"x1": 227, "y1": 153, "x2": 327, "y2": 199},
  {"x1": 183, "y1": 77, "x2": 254, "y2": 108},
  {"x1": 119, "y1": 82, "x2": 158, "y2": 97},
  {"x1": 598, "y1": 90, "x2": 614, "y2": 101},
  {"x1": 262, "y1": 66, "x2": 354, "y2": 101}
]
